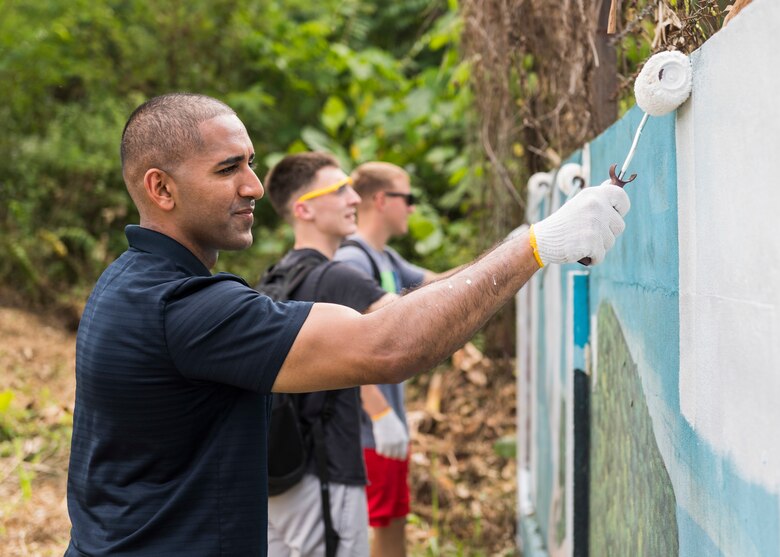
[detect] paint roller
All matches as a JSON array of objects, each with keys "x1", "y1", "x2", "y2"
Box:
[
  {"x1": 579, "y1": 50, "x2": 693, "y2": 265},
  {"x1": 611, "y1": 50, "x2": 693, "y2": 185}
]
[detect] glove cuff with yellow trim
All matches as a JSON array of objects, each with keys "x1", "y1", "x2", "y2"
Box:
[{"x1": 528, "y1": 225, "x2": 545, "y2": 268}]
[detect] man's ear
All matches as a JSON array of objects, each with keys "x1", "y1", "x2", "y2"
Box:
[
  {"x1": 143, "y1": 168, "x2": 176, "y2": 212},
  {"x1": 374, "y1": 191, "x2": 387, "y2": 212},
  {"x1": 292, "y1": 200, "x2": 315, "y2": 222}
]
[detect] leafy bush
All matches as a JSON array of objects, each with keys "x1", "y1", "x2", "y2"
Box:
[{"x1": 1, "y1": 0, "x2": 481, "y2": 303}]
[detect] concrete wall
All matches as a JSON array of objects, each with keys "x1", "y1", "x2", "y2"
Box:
[{"x1": 516, "y1": 1, "x2": 780, "y2": 555}]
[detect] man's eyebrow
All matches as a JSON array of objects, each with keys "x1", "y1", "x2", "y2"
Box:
[{"x1": 215, "y1": 154, "x2": 246, "y2": 166}]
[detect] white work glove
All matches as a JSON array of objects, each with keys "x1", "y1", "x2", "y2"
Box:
[
  {"x1": 529, "y1": 182, "x2": 630, "y2": 266},
  {"x1": 371, "y1": 409, "x2": 409, "y2": 461}
]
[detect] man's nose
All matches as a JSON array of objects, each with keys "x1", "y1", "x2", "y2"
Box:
[
  {"x1": 347, "y1": 186, "x2": 361, "y2": 204},
  {"x1": 241, "y1": 170, "x2": 264, "y2": 199}
]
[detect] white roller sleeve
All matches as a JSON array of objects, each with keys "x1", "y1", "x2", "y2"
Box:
[{"x1": 634, "y1": 50, "x2": 693, "y2": 116}]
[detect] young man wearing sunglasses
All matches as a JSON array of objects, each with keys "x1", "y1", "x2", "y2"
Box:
[
  {"x1": 262, "y1": 152, "x2": 411, "y2": 556},
  {"x1": 66, "y1": 93, "x2": 630, "y2": 557},
  {"x1": 335, "y1": 161, "x2": 448, "y2": 556}
]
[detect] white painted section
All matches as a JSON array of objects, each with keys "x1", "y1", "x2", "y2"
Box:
[
  {"x1": 517, "y1": 269, "x2": 542, "y2": 546},
  {"x1": 516, "y1": 281, "x2": 533, "y2": 519},
  {"x1": 529, "y1": 277, "x2": 539, "y2": 511},
  {"x1": 541, "y1": 262, "x2": 567, "y2": 555},
  {"x1": 677, "y1": 0, "x2": 780, "y2": 493}
]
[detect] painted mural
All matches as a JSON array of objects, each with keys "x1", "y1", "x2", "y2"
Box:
[
  {"x1": 589, "y1": 302, "x2": 677, "y2": 556},
  {"x1": 516, "y1": 1, "x2": 780, "y2": 556}
]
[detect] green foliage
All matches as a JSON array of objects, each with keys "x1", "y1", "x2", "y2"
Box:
[
  {"x1": 409, "y1": 510, "x2": 514, "y2": 556},
  {"x1": 0, "y1": 388, "x2": 72, "y2": 502},
  {"x1": 492, "y1": 435, "x2": 517, "y2": 459},
  {"x1": 1, "y1": 0, "x2": 478, "y2": 300}
]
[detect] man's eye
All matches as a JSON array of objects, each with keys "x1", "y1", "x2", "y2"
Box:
[{"x1": 218, "y1": 165, "x2": 238, "y2": 175}]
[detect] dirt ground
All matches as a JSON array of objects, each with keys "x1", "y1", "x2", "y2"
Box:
[
  {"x1": 0, "y1": 302, "x2": 517, "y2": 555},
  {"x1": 0, "y1": 305, "x2": 75, "y2": 556}
]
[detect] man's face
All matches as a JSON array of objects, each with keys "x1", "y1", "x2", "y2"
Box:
[
  {"x1": 382, "y1": 175, "x2": 415, "y2": 237},
  {"x1": 166, "y1": 114, "x2": 263, "y2": 264},
  {"x1": 300, "y1": 166, "x2": 361, "y2": 240}
]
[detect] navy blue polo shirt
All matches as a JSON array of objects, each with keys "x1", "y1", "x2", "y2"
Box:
[{"x1": 66, "y1": 225, "x2": 312, "y2": 557}]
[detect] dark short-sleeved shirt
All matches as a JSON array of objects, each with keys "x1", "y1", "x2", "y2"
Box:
[
  {"x1": 66, "y1": 226, "x2": 312, "y2": 557},
  {"x1": 334, "y1": 235, "x2": 425, "y2": 449},
  {"x1": 280, "y1": 249, "x2": 386, "y2": 484}
]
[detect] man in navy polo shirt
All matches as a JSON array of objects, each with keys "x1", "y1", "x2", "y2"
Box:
[{"x1": 66, "y1": 93, "x2": 630, "y2": 556}]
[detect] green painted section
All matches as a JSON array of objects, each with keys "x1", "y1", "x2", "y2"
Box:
[{"x1": 589, "y1": 302, "x2": 678, "y2": 556}]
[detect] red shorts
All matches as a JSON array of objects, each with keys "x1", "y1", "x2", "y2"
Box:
[{"x1": 363, "y1": 448, "x2": 410, "y2": 528}]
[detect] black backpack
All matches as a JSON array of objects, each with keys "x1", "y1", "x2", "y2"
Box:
[
  {"x1": 255, "y1": 252, "x2": 341, "y2": 556},
  {"x1": 255, "y1": 251, "x2": 329, "y2": 305}
]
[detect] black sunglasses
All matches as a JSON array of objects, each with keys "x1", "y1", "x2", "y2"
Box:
[{"x1": 383, "y1": 191, "x2": 417, "y2": 206}]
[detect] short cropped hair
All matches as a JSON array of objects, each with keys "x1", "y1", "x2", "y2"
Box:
[
  {"x1": 264, "y1": 152, "x2": 341, "y2": 219},
  {"x1": 120, "y1": 93, "x2": 235, "y2": 196},
  {"x1": 351, "y1": 161, "x2": 409, "y2": 198}
]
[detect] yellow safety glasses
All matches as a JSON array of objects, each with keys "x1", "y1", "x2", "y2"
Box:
[{"x1": 295, "y1": 176, "x2": 354, "y2": 203}]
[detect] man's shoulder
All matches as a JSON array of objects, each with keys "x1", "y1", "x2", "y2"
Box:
[
  {"x1": 171, "y1": 273, "x2": 251, "y2": 304},
  {"x1": 277, "y1": 249, "x2": 331, "y2": 283},
  {"x1": 335, "y1": 237, "x2": 382, "y2": 280},
  {"x1": 90, "y1": 250, "x2": 236, "y2": 305},
  {"x1": 87, "y1": 261, "x2": 256, "y2": 332},
  {"x1": 382, "y1": 244, "x2": 410, "y2": 264},
  {"x1": 255, "y1": 249, "x2": 329, "y2": 301},
  {"x1": 317, "y1": 260, "x2": 376, "y2": 288},
  {"x1": 310, "y1": 261, "x2": 385, "y2": 310},
  {"x1": 335, "y1": 238, "x2": 373, "y2": 262},
  {"x1": 338, "y1": 237, "x2": 408, "y2": 268},
  {"x1": 282, "y1": 248, "x2": 329, "y2": 266}
]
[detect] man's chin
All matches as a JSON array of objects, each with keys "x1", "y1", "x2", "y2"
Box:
[{"x1": 223, "y1": 233, "x2": 254, "y2": 252}]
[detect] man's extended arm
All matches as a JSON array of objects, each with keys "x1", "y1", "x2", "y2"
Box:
[
  {"x1": 273, "y1": 184, "x2": 629, "y2": 393},
  {"x1": 275, "y1": 229, "x2": 536, "y2": 392}
]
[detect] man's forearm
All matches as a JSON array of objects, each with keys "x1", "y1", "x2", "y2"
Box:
[
  {"x1": 365, "y1": 232, "x2": 538, "y2": 384},
  {"x1": 422, "y1": 262, "x2": 467, "y2": 285},
  {"x1": 361, "y1": 384, "x2": 391, "y2": 417}
]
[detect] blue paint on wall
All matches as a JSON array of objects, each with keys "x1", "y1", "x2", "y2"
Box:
[
  {"x1": 586, "y1": 106, "x2": 780, "y2": 556},
  {"x1": 524, "y1": 99, "x2": 780, "y2": 556},
  {"x1": 676, "y1": 506, "x2": 725, "y2": 557},
  {"x1": 589, "y1": 106, "x2": 681, "y2": 404},
  {"x1": 571, "y1": 273, "x2": 589, "y2": 370},
  {"x1": 675, "y1": 414, "x2": 780, "y2": 557}
]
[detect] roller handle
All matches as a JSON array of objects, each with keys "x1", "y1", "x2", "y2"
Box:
[{"x1": 578, "y1": 163, "x2": 636, "y2": 266}]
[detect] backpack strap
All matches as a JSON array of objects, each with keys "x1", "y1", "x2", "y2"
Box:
[
  {"x1": 310, "y1": 390, "x2": 340, "y2": 557},
  {"x1": 260, "y1": 250, "x2": 342, "y2": 555},
  {"x1": 305, "y1": 260, "x2": 334, "y2": 301},
  {"x1": 340, "y1": 238, "x2": 382, "y2": 284}
]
